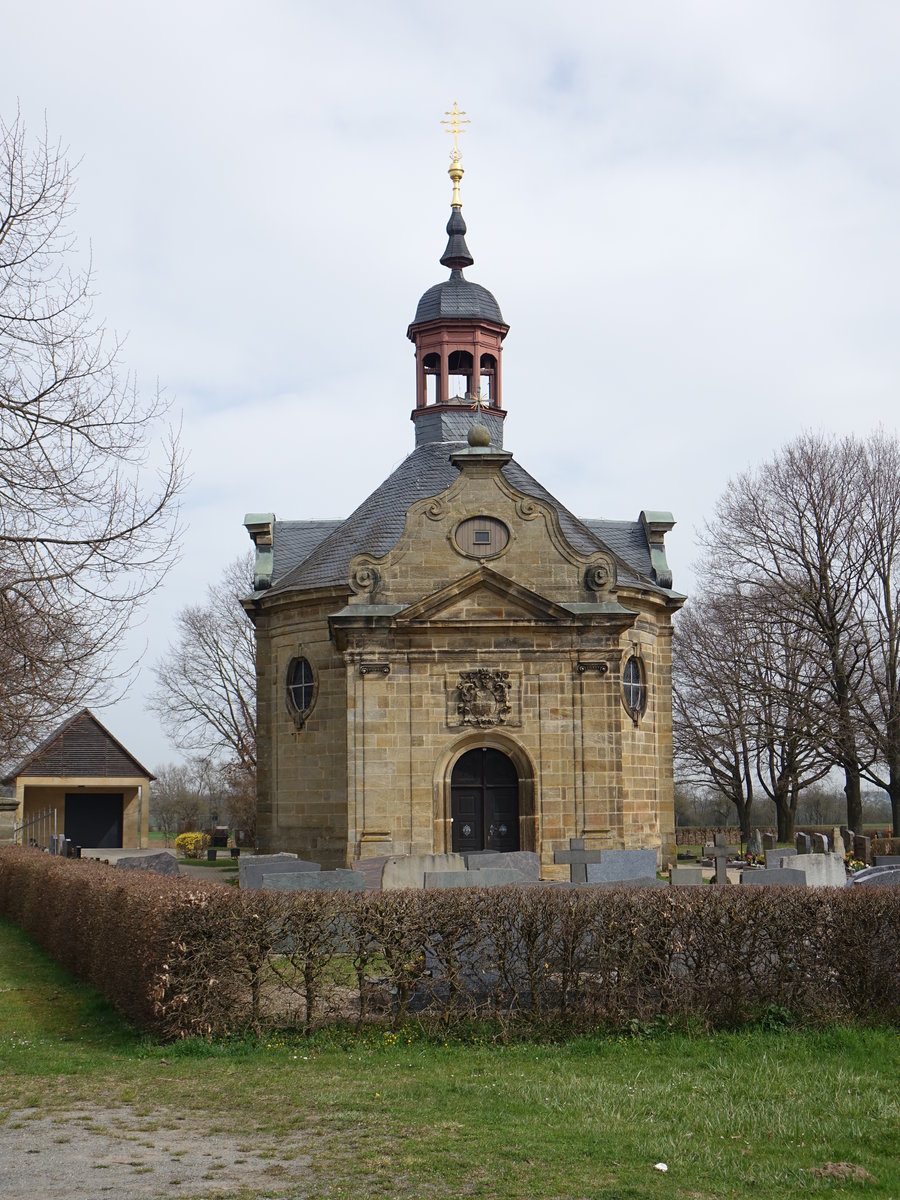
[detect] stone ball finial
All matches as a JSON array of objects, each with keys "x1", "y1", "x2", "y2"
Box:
[{"x1": 468, "y1": 422, "x2": 491, "y2": 448}]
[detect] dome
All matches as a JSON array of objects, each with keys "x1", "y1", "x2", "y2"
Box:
[{"x1": 412, "y1": 270, "x2": 505, "y2": 326}]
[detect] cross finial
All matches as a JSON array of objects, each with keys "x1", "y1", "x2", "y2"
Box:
[
  {"x1": 441, "y1": 101, "x2": 470, "y2": 162},
  {"x1": 441, "y1": 102, "x2": 470, "y2": 209}
]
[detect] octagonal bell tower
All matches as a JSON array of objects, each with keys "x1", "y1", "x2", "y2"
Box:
[{"x1": 407, "y1": 102, "x2": 509, "y2": 446}]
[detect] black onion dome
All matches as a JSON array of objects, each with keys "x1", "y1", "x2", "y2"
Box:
[
  {"x1": 440, "y1": 207, "x2": 474, "y2": 270},
  {"x1": 413, "y1": 269, "x2": 504, "y2": 325}
]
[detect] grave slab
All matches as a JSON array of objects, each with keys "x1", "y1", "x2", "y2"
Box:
[
  {"x1": 262, "y1": 869, "x2": 364, "y2": 892},
  {"x1": 849, "y1": 867, "x2": 900, "y2": 887},
  {"x1": 382, "y1": 853, "x2": 465, "y2": 890},
  {"x1": 765, "y1": 848, "x2": 797, "y2": 869},
  {"x1": 463, "y1": 850, "x2": 542, "y2": 880},
  {"x1": 115, "y1": 851, "x2": 179, "y2": 877},
  {"x1": 740, "y1": 868, "x2": 808, "y2": 887},
  {"x1": 586, "y1": 849, "x2": 659, "y2": 884},
  {"x1": 240, "y1": 853, "x2": 318, "y2": 890},
  {"x1": 424, "y1": 868, "x2": 525, "y2": 889},
  {"x1": 783, "y1": 853, "x2": 846, "y2": 887},
  {"x1": 668, "y1": 866, "x2": 704, "y2": 886},
  {"x1": 350, "y1": 856, "x2": 390, "y2": 889}
]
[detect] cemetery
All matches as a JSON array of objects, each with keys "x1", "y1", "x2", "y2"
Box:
[{"x1": 1, "y1": 836, "x2": 898, "y2": 1044}]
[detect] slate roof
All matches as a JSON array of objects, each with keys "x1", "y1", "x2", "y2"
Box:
[
  {"x1": 267, "y1": 439, "x2": 663, "y2": 596},
  {"x1": 272, "y1": 520, "x2": 343, "y2": 583},
  {"x1": 1, "y1": 709, "x2": 154, "y2": 784},
  {"x1": 412, "y1": 271, "x2": 505, "y2": 326}
]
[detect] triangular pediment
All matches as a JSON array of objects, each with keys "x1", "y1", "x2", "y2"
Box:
[
  {"x1": 1, "y1": 709, "x2": 153, "y2": 783},
  {"x1": 395, "y1": 567, "x2": 574, "y2": 626}
]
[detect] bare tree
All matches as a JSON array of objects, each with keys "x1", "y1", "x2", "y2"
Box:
[
  {"x1": 150, "y1": 761, "x2": 207, "y2": 844},
  {"x1": 700, "y1": 433, "x2": 872, "y2": 831},
  {"x1": 674, "y1": 583, "x2": 831, "y2": 841},
  {"x1": 855, "y1": 431, "x2": 900, "y2": 835},
  {"x1": 744, "y1": 585, "x2": 833, "y2": 841},
  {"x1": 149, "y1": 555, "x2": 257, "y2": 785},
  {"x1": 673, "y1": 592, "x2": 756, "y2": 837},
  {"x1": 1, "y1": 109, "x2": 184, "y2": 759}
]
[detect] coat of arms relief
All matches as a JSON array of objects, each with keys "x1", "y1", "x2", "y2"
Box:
[{"x1": 455, "y1": 668, "x2": 512, "y2": 727}]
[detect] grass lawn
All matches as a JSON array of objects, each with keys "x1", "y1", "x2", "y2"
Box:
[{"x1": 0, "y1": 917, "x2": 898, "y2": 1199}]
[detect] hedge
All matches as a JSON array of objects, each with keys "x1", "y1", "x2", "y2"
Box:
[{"x1": 1, "y1": 847, "x2": 898, "y2": 1039}]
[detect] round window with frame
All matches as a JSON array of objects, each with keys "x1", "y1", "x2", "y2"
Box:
[
  {"x1": 622, "y1": 655, "x2": 647, "y2": 721},
  {"x1": 287, "y1": 656, "x2": 316, "y2": 724}
]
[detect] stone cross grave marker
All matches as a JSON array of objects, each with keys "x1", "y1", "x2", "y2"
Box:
[
  {"x1": 553, "y1": 837, "x2": 605, "y2": 884},
  {"x1": 704, "y1": 833, "x2": 740, "y2": 885}
]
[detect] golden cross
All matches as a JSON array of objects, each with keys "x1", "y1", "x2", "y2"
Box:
[
  {"x1": 441, "y1": 101, "x2": 470, "y2": 160},
  {"x1": 470, "y1": 389, "x2": 488, "y2": 415}
]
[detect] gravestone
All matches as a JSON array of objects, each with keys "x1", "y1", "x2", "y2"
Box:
[
  {"x1": 424, "y1": 868, "x2": 525, "y2": 889},
  {"x1": 585, "y1": 849, "x2": 659, "y2": 884},
  {"x1": 785, "y1": 853, "x2": 846, "y2": 888},
  {"x1": 240, "y1": 853, "x2": 319, "y2": 890},
  {"x1": 115, "y1": 851, "x2": 180, "y2": 877},
  {"x1": 668, "y1": 865, "x2": 704, "y2": 886},
  {"x1": 382, "y1": 853, "x2": 465, "y2": 890},
  {"x1": 464, "y1": 850, "x2": 541, "y2": 881},
  {"x1": 747, "y1": 828, "x2": 763, "y2": 856},
  {"x1": 874, "y1": 855, "x2": 900, "y2": 866},
  {"x1": 853, "y1": 834, "x2": 872, "y2": 865},
  {"x1": 350, "y1": 855, "x2": 390, "y2": 890},
  {"x1": 704, "y1": 834, "x2": 740, "y2": 885},
  {"x1": 795, "y1": 832, "x2": 811, "y2": 855},
  {"x1": 849, "y1": 867, "x2": 900, "y2": 887},
  {"x1": 811, "y1": 833, "x2": 829, "y2": 854},
  {"x1": 591, "y1": 875, "x2": 668, "y2": 888},
  {"x1": 740, "y1": 868, "x2": 807, "y2": 887},
  {"x1": 831, "y1": 826, "x2": 846, "y2": 858},
  {"x1": 765, "y1": 848, "x2": 797, "y2": 869},
  {"x1": 762, "y1": 832, "x2": 778, "y2": 851},
  {"x1": 841, "y1": 827, "x2": 854, "y2": 849},
  {"x1": 262, "y1": 869, "x2": 365, "y2": 892},
  {"x1": 554, "y1": 838, "x2": 605, "y2": 883}
]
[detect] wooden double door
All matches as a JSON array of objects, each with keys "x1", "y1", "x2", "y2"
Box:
[{"x1": 450, "y1": 748, "x2": 520, "y2": 854}]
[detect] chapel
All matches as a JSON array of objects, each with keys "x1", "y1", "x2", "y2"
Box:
[{"x1": 243, "y1": 114, "x2": 684, "y2": 874}]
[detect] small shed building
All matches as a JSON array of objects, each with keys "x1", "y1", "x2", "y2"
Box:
[{"x1": 1, "y1": 709, "x2": 152, "y2": 850}]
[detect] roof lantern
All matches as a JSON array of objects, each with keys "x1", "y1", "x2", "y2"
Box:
[{"x1": 408, "y1": 103, "x2": 509, "y2": 440}]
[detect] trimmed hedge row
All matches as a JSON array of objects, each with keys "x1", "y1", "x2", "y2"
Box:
[{"x1": 1, "y1": 847, "x2": 898, "y2": 1039}]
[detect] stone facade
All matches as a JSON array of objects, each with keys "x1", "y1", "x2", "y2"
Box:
[
  {"x1": 245, "y1": 168, "x2": 683, "y2": 875},
  {"x1": 248, "y1": 441, "x2": 682, "y2": 874}
]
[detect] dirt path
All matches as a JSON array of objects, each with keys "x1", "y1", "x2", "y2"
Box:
[{"x1": 0, "y1": 1105, "x2": 313, "y2": 1199}]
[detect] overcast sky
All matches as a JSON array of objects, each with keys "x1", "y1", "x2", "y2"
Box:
[{"x1": 6, "y1": 1, "x2": 900, "y2": 771}]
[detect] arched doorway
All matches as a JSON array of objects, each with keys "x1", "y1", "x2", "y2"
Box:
[{"x1": 451, "y1": 747, "x2": 520, "y2": 853}]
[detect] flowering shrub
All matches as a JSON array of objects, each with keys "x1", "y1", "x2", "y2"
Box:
[{"x1": 174, "y1": 832, "x2": 208, "y2": 859}]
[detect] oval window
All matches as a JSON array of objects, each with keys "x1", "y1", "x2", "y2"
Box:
[
  {"x1": 455, "y1": 515, "x2": 510, "y2": 559},
  {"x1": 622, "y1": 655, "x2": 647, "y2": 720},
  {"x1": 287, "y1": 657, "x2": 315, "y2": 720}
]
